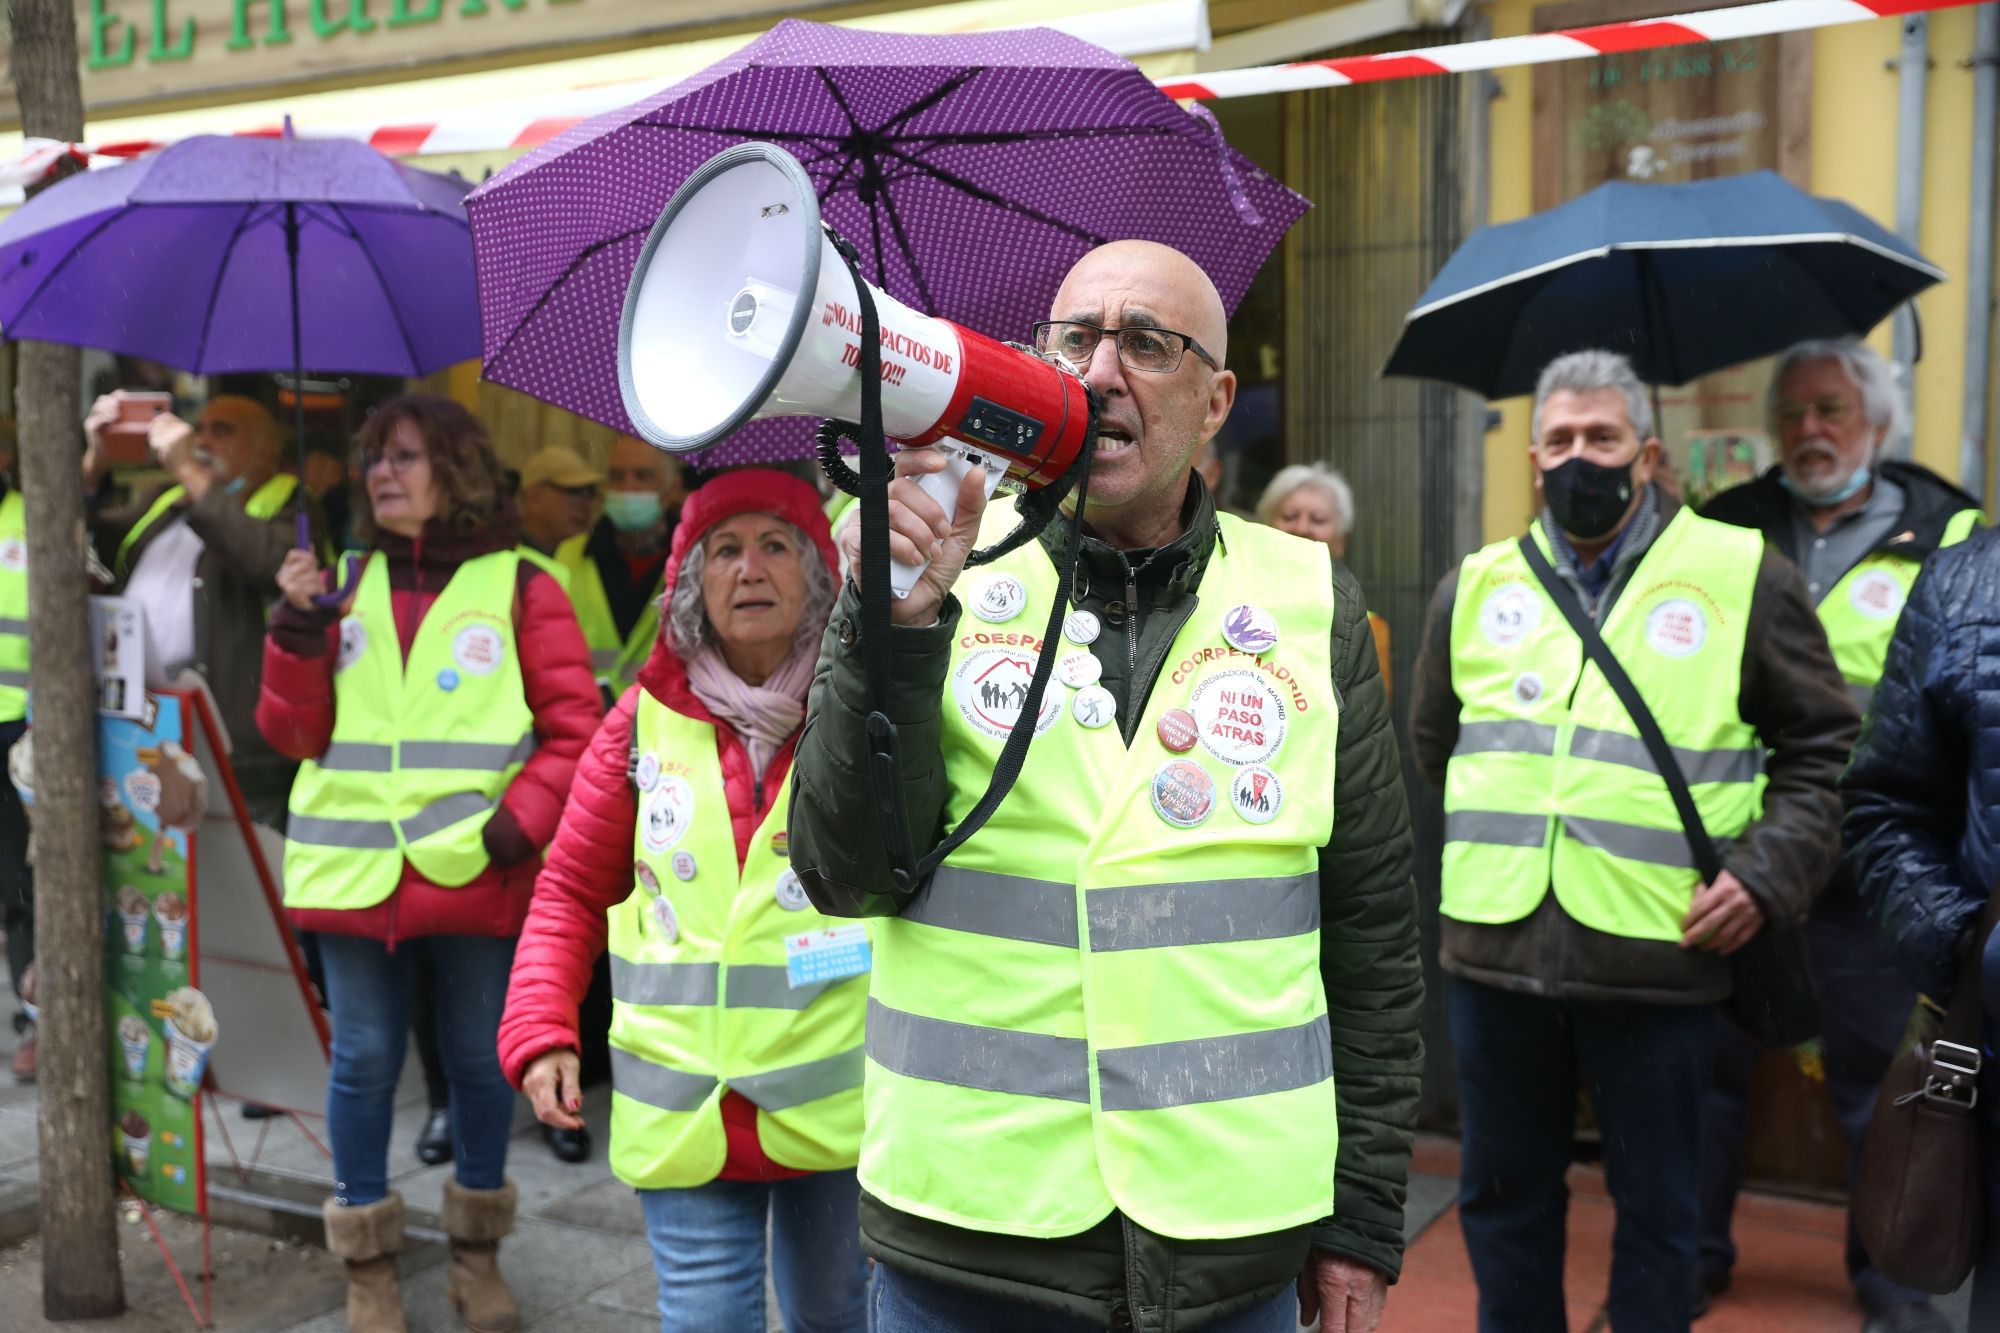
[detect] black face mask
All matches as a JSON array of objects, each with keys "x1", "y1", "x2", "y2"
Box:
[{"x1": 1541, "y1": 455, "x2": 1635, "y2": 541}]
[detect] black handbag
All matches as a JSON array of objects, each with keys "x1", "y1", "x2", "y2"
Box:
[{"x1": 1518, "y1": 536, "x2": 1819, "y2": 1046}]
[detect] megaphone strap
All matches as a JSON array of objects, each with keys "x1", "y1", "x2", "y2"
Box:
[{"x1": 820, "y1": 232, "x2": 1098, "y2": 902}]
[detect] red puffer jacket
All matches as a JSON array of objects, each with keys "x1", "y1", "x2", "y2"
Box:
[
  {"x1": 256, "y1": 506, "x2": 602, "y2": 944},
  {"x1": 498, "y1": 468, "x2": 838, "y2": 1182}
]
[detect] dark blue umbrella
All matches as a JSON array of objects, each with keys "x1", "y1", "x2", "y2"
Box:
[{"x1": 1382, "y1": 171, "x2": 1944, "y2": 399}]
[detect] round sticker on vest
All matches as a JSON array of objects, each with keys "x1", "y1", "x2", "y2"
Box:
[
  {"x1": 1072, "y1": 684, "x2": 1116, "y2": 729},
  {"x1": 1848, "y1": 569, "x2": 1906, "y2": 621},
  {"x1": 1157, "y1": 708, "x2": 1199, "y2": 753},
  {"x1": 651, "y1": 894, "x2": 679, "y2": 942},
  {"x1": 1513, "y1": 672, "x2": 1544, "y2": 705},
  {"x1": 1056, "y1": 651, "x2": 1101, "y2": 689},
  {"x1": 1221, "y1": 604, "x2": 1279, "y2": 655},
  {"x1": 1188, "y1": 669, "x2": 1287, "y2": 766},
  {"x1": 770, "y1": 829, "x2": 789, "y2": 857},
  {"x1": 0, "y1": 538, "x2": 26, "y2": 572},
  {"x1": 953, "y1": 646, "x2": 1061, "y2": 740},
  {"x1": 452, "y1": 624, "x2": 505, "y2": 676},
  {"x1": 1480, "y1": 584, "x2": 1541, "y2": 648},
  {"x1": 1063, "y1": 609, "x2": 1100, "y2": 645},
  {"x1": 774, "y1": 869, "x2": 809, "y2": 912},
  {"x1": 635, "y1": 862, "x2": 660, "y2": 896},
  {"x1": 635, "y1": 751, "x2": 660, "y2": 792},
  {"x1": 1645, "y1": 599, "x2": 1708, "y2": 657},
  {"x1": 1151, "y1": 759, "x2": 1216, "y2": 828},
  {"x1": 435, "y1": 668, "x2": 459, "y2": 693},
  {"x1": 1230, "y1": 766, "x2": 1284, "y2": 824},
  {"x1": 336, "y1": 618, "x2": 367, "y2": 674},
  {"x1": 641, "y1": 776, "x2": 694, "y2": 853},
  {"x1": 970, "y1": 575, "x2": 1027, "y2": 624},
  {"x1": 670, "y1": 850, "x2": 697, "y2": 881}
]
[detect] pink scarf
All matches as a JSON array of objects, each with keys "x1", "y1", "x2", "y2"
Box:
[{"x1": 683, "y1": 644, "x2": 816, "y2": 782}]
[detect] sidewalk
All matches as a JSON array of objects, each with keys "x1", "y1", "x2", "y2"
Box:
[{"x1": 1382, "y1": 1136, "x2": 1974, "y2": 1333}]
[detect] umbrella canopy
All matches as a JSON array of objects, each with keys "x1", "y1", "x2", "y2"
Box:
[
  {"x1": 1383, "y1": 171, "x2": 1944, "y2": 401},
  {"x1": 0, "y1": 133, "x2": 478, "y2": 379},
  {"x1": 467, "y1": 18, "x2": 1307, "y2": 465}
]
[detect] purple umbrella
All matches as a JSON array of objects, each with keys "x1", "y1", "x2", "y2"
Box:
[
  {"x1": 467, "y1": 19, "x2": 1307, "y2": 467},
  {"x1": 0, "y1": 126, "x2": 477, "y2": 589}
]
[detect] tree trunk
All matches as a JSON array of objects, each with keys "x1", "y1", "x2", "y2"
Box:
[{"x1": 9, "y1": 0, "x2": 128, "y2": 1320}]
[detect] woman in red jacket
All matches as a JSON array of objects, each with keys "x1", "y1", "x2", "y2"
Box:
[
  {"x1": 261, "y1": 395, "x2": 601, "y2": 1333},
  {"x1": 499, "y1": 468, "x2": 866, "y2": 1333}
]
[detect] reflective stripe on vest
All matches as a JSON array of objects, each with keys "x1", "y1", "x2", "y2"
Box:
[
  {"x1": 117, "y1": 474, "x2": 298, "y2": 578},
  {"x1": 282, "y1": 550, "x2": 532, "y2": 910},
  {"x1": 863, "y1": 508, "x2": 1340, "y2": 1242},
  {"x1": 0, "y1": 491, "x2": 27, "y2": 723},
  {"x1": 1441, "y1": 509, "x2": 1763, "y2": 941},
  {"x1": 603, "y1": 695, "x2": 865, "y2": 1191},
  {"x1": 1816, "y1": 507, "x2": 1980, "y2": 712}
]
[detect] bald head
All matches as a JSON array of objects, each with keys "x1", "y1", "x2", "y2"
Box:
[
  {"x1": 1052, "y1": 241, "x2": 1228, "y2": 370},
  {"x1": 196, "y1": 395, "x2": 279, "y2": 487}
]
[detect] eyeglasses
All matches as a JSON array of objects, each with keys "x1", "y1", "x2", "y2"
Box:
[
  {"x1": 361, "y1": 446, "x2": 426, "y2": 474},
  {"x1": 1031, "y1": 321, "x2": 1220, "y2": 375},
  {"x1": 1774, "y1": 397, "x2": 1857, "y2": 429}
]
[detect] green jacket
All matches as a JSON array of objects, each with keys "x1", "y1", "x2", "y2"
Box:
[{"x1": 789, "y1": 476, "x2": 1424, "y2": 1330}]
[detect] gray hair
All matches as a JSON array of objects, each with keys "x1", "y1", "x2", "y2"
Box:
[
  {"x1": 665, "y1": 518, "x2": 836, "y2": 662},
  {"x1": 1532, "y1": 349, "x2": 1655, "y2": 443},
  {"x1": 1254, "y1": 463, "x2": 1354, "y2": 535},
  {"x1": 1767, "y1": 338, "x2": 1906, "y2": 447}
]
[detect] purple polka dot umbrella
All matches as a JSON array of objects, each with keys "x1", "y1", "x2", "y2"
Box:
[{"x1": 467, "y1": 18, "x2": 1308, "y2": 469}]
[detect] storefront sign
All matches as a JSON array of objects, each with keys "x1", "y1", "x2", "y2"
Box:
[{"x1": 12, "y1": 0, "x2": 856, "y2": 122}]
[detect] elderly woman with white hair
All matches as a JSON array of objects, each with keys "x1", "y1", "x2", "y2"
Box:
[
  {"x1": 1256, "y1": 462, "x2": 1392, "y2": 695},
  {"x1": 498, "y1": 468, "x2": 869, "y2": 1333}
]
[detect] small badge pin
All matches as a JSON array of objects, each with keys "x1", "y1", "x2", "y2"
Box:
[
  {"x1": 774, "y1": 869, "x2": 810, "y2": 912},
  {"x1": 971, "y1": 574, "x2": 1028, "y2": 624},
  {"x1": 1151, "y1": 759, "x2": 1216, "y2": 828},
  {"x1": 1221, "y1": 605, "x2": 1279, "y2": 655},
  {"x1": 671, "y1": 850, "x2": 697, "y2": 881},
  {"x1": 1157, "y1": 708, "x2": 1199, "y2": 753},
  {"x1": 1062, "y1": 609, "x2": 1101, "y2": 645},
  {"x1": 1072, "y1": 684, "x2": 1116, "y2": 729},
  {"x1": 1056, "y1": 652, "x2": 1102, "y2": 689}
]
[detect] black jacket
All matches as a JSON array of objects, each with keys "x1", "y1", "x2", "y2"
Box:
[{"x1": 788, "y1": 476, "x2": 1424, "y2": 1330}]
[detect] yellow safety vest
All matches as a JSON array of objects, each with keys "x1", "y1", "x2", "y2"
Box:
[
  {"x1": 864, "y1": 509, "x2": 1340, "y2": 1241},
  {"x1": 116, "y1": 474, "x2": 300, "y2": 578},
  {"x1": 606, "y1": 696, "x2": 866, "y2": 1189},
  {"x1": 554, "y1": 532, "x2": 661, "y2": 693},
  {"x1": 1442, "y1": 509, "x2": 1765, "y2": 941},
  {"x1": 283, "y1": 551, "x2": 534, "y2": 910},
  {"x1": 0, "y1": 490, "x2": 28, "y2": 723},
  {"x1": 1815, "y1": 507, "x2": 1980, "y2": 713}
]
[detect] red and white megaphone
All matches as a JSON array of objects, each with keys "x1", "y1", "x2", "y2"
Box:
[{"x1": 617, "y1": 141, "x2": 1094, "y2": 596}]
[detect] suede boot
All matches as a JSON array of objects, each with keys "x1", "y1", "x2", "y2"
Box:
[
  {"x1": 441, "y1": 1179, "x2": 519, "y2": 1332},
  {"x1": 321, "y1": 1194, "x2": 407, "y2": 1333}
]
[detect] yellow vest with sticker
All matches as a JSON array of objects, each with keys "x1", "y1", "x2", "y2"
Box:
[
  {"x1": 1442, "y1": 508, "x2": 1764, "y2": 941},
  {"x1": 604, "y1": 694, "x2": 866, "y2": 1189},
  {"x1": 863, "y1": 506, "x2": 1340, "y2": 1241},
  {"x1": 283, "y1": 550, "x2": 533, "y2": 909},
  {"x1": 1815, "y1": 507, "x2": 1980, "y2": 713},
  {"x1": 0, "y1": 490, "x2": 28, "y2": 723}
]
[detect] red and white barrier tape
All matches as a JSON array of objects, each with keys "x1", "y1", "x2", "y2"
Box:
[
  {"x1": 1158, "y1": 0, "x2": 1982, "y2": 99},
  {"x1": 4, "y1": 0, "x2": 1985, "y2": 187}
]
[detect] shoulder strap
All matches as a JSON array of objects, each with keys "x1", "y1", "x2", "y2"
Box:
[
  {"x1": 1517, "y1": 535, "x2": 1725, "y2": 884},
  {"x1": 1942, "y1": 879, "x2": 2000, "y2": 1048}
]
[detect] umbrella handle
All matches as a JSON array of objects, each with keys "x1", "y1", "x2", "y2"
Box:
[{"x1": 296, "y1": 511, "x2": 362, "y2": 609}]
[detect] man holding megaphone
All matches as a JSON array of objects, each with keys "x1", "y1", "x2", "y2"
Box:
[{"x1": 788, "y1": 240, "x2": 1424, "y2": 1333}]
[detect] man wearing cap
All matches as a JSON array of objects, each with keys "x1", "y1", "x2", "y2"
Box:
[
  {"x1": 554, "y1": 435, "x2": 687, "y2": 694},
  {"x1": 1695, "y1": 339, "x2": 1979, "y2": 1331},
  {"x1": 1408, "y1": 348, "x2": 1857, "y2": 1332},
  {"x1": 85, "y1": 394, "x2": 323, "y2": 824},
  {"x1": 518, "y1": 445, "x2": 605, "y2": 561},
  {"x1": 791, "y1": 240, "x2": 1423, "y2": 1331}
]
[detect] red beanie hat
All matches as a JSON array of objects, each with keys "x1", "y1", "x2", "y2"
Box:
[{"x1": 661, "y1": 467, "x2": 838, "y2": 600}]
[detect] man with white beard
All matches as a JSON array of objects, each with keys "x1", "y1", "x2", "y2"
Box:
[{"x1": 1696, "y1": 339, "x2": 1981, "y2": 1332}]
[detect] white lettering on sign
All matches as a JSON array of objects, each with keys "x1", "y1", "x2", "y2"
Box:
[
  {"x1": 1644, "y1": 599, "x2": 1708, "y2": 657},
  {"x1": 1847, "y1": 569, "x2": 1906, "y2": 622},
  {"x1": 1189, "y1": 668, "x2": 1287, "y2": 766}
]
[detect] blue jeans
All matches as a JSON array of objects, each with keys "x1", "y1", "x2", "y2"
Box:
[
  {"x1": 638, "y1": 1169, "x2": 868, "y2": 1333},
  {"x1": 1698, "y1": 897, "x2": 1926, "y2": 1311},
  {"x1": 871, "y1": 1263, "x2": 1297, "y2": 1332},
  {"x1": 1451, "y1": 974, "x2": 1717, "y2": 1333},
  {"x1": 319, "y1": 932, "x2": 518, "y2": 1205}
]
